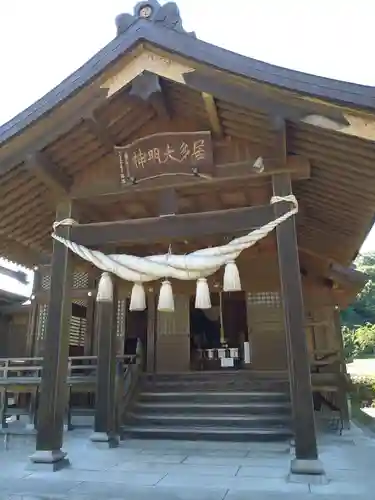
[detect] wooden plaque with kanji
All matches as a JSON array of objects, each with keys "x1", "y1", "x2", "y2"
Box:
[{"x1": 116, "y1": 131, "x2": 214, "y2": 183}]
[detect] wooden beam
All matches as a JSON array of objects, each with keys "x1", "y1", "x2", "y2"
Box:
[
  {"x1": 24, "y1": 151, "x2": 107, "y2": 224},
  {"x1": 35, "y1": 288, "x2": 96, "y2": 303},
  {"x1": 202, "y1": 93, "x2": 223, "y2": 138},
  {"x1": 71, "y1": 155, "x2": 310, "y2": 200},
  {"x1": 70, "y1": 203, "x2": 290, "y2": 247},
  {"x1": 329, "y1": 262, "x2": 368, "y2": 285},
  {"x1": 25, "y1": 151, "x2": 72, "y2": 198},
  {"x1": 0, "y1": 89, "x2": 108, "y2": 176},
  {"x1": 0, "y1": 265, "x2": 28, "y2": 284},
  {"x1": 158, "y1": 188, "x2": 177, "y2": 216},
  {"x1": 0, "y1": 226, "x2": 49, "y2": 263},
  {"x1": 271, "y1": 116, "x2": 287, "y2": 161},
  {"x1": 184, "y1": 70, "x2": 349, "y2": 126},
  {"x1": 76, "y1": 200, "x2": 111, "y2": 225},
  {"x1": 84, "y1": 113, "x2": 118, "y2": 153}
]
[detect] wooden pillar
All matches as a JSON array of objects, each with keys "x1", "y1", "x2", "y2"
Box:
[
  {"x1": 272, "y1": 173, "x2": 324, "y2": 477},
  {"x1": 84, "y1": 270, "x2": 97, "y2": 356},
  {"x1": 29, "y1": 200, "x2": 73, "y2": 471},
  {"x1": 333, "y1": 307, "x2": 350, "y2": 428},
  {"x1": 146, "y1": 292, "x2": 157, "y2": 372},
  {"x1": 90, "y1": 272, "x2": 119, "y2": 448},
  {"x1": 26, "y1": 266, "x2": 42, "y2": 356}
]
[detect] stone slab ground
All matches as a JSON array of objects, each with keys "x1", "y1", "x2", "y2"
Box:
[{"x1": 0, "y1": 423, "x2": 374, "y2": 499}]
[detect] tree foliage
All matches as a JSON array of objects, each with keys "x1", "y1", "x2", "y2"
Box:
[
  {"x1": 343, "y1": 324, "x2": 375, "y2": 359},
  {"x1": 341, "y1": 252, "x2": 375, "y2": 359},
  {"x1": 341, "y1": 252, "x2": 375, "y2": 328}
]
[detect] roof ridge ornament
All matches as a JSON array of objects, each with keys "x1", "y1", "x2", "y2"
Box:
[{"x1": 115, "y1": 1, "x2": 196, "y2": 38}]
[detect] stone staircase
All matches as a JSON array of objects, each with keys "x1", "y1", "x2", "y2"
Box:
[{"x1": 122, "y1": 371, "x2": 293, "y2": 442}]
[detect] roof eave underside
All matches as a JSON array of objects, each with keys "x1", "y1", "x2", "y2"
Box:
[{"x1": 1, "y1": 19, "x2": 375, "y2": 146}]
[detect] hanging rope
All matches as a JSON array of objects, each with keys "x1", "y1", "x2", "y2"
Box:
[{"x1": 52, "y1": 195, "x2": 297, "y2": 311}]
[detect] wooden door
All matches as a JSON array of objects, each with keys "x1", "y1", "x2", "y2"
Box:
[
  {"x1": 222, "y1": 292, "x2": 248, "y2": 346},
  {"x1": 156, "y1": 294, "x2": 190, "y2": 372},
  {"x1": 125, "y1": 304, "x2": 148, "y2": 362}
]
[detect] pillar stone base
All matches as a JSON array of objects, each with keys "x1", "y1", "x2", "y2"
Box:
[
  {"x1": 288, "y1": 458, "x2": 328, "y2": 484},
  {"x1": 90, "y1": 431, "x2": 119, "y2": 449},
  {"x1": 28, "y1": 450, "x2": 70, "y2": 472}
]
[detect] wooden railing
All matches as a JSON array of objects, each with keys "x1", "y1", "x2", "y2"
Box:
[
  {"x1": 0, "y1": 354, "x2": 137, "y2": 382},
  {"x1": 0, "y1": 351, "x2": 141, "y2": 431},
  {"x1": 309, "y1": 349, "x2": 346, "y2": 434},
  {"x1": 117, "y1": 339, "x2": 144, "y2": 435}
]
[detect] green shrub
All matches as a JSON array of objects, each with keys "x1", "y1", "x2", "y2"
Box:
[
  {"x1": 343, "y1": 323, "x2": 375, "y2": 360},
  {"x1": 349, "y1": 374, "x2": 375, "y2": 405}
]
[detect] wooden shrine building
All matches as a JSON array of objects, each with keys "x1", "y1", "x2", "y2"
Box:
[
  {"x1": 0, "y1": 0, "x2": 374, "y2": 477},
  {"x1": 0, "y1": 267, "x2": 29, "y2": 357}
]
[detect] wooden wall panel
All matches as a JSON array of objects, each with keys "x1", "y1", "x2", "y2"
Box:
[
  {"x1": 246, "y1": 292, "x2": 288, "y2": 371},
  {"x1": 304, "y1": 305, "x2": 336, "y2": 354},
  {"x1": 0, "y1": 315, "x2": 10, "y2": 357},
  {"x1": 6, "y1": 312, "x2": 28, "y2": 357}
]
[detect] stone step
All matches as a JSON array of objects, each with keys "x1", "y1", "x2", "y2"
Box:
[
  {"x1": 138, "y1": 391, "x2": 290, "y2": 404},
  {"x1": 141, "y1": 381, "x2": 289, "y2": 392},
  {"x1": 133, "y1": 401, "x2": 291, "y2": 415},
  {"x1": 126, "y1": 412, "x2": 291, "y2": 428},
  {"x1": 142, "y1": 372, "x2": 288, "y2": 383},
  {"x1": 127, "y1": 372, "x2": 292, "y2": 443},
  {"x1": 121, "y1": 425, "x2": 293, "y2": 442}
]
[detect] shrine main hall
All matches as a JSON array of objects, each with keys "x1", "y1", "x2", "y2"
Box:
[{"x1": 1, "y1": 0, "x2": 375, "y2": 480}]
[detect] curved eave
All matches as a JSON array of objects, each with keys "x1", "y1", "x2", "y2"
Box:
[
  {"x1": 1, "y1": 19, "x2": 375, "y2": 146},
  {"x1": 0, "y1": 288, "x2": 28, "y2": 309}
]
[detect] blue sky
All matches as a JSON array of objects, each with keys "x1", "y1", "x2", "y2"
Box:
[{"x1": 0, "y1": 0, "x2": 374, "y2": 295}]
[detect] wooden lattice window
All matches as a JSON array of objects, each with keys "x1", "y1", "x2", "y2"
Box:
[
  {"x1": 116, "y1": 300, "x2": 126, "y2": 339},
  {"x1": 247, "y1": 292, "x2": 281, "y2": 308},
  {"x1": 41, "y1": 274, "x2": 51, "y2": 290},
  {"x1": 72, "y1": 272, "x2": 89, "y2": 289},
  {"x1": 69, "y1": 316, "x2": 87, "y2": 347}
]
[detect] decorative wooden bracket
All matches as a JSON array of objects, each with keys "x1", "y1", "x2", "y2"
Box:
[{"x1": 130, "y1": 71, "x2": 171, "y2": 120}]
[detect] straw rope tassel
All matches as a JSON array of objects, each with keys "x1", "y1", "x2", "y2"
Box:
[
  {"x1": 195, "y1": 278, "x2": 212, "y2": 309},
  {"x1": 158, "y1": 279, "x2": 174, "y2": 312},
  {"x1": 130, "y1": 282, "x2": 146, "y2": 311}
]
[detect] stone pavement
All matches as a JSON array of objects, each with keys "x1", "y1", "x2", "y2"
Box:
[{"x1": 0, "y1": 424, "x2": 374, "y2": 499}]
